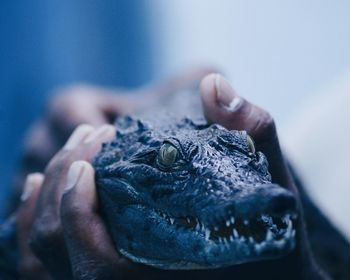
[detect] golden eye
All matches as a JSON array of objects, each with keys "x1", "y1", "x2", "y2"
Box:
[
  {"x1": 246, "y1": 135, "x2": 256, "y2": 154},
  {"x1": 158, "y1": 143, "x2": 178, "y2": 167}
]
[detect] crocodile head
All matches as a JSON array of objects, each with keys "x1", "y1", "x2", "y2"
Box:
[{"x1": 93, "y1": 116, "x2": 298, "y2": 270}]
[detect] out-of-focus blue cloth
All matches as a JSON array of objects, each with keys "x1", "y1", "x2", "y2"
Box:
[{"x1": 0, "y1": 1, "x2": 154, "y2": 219}]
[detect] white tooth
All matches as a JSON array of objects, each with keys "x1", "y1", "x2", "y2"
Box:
[
  {"x1": 230, "y1": 217, "x2": 235, "y2": 224},
  {"x1": 205, "y1": 229, "x2": 210, "y2": 240},
  {"x1": 291, "y1": 229, "x2": 296, "y2": 238},
  {"x1": 285, "y1": 228, "x2": 291, "y2": 239},
  {"x1": 218, "y1": 237, "x2": 223, "y2": 243},
  {"x1": 255, "y1": 243, "x2": 262, "y2": 253},
  {"x1": 282, "y1": 214, "x2": 291, "y2": 224},
  {"x1": 201, "y1": 224, "x2": 205, "y2": 231},
  {"x1": 214, "y1": 226, "x2": 219, "y2": 231},
  {"x1": 266, "y1": 230, "x2": 273, "y2": 241},
  {"x1": 229, "y1": 235, "x2": 234, "y2": 242},
  {"x1": 170, "y1": 218, "x2": 174, "y2": 225},
  {"x1": 287, "y1": 219, "x2": 292, "y2": 231},
  {"x1": 226, "y1": 220, "x2": 230, "y2": 227},
  {"x1": 196, "y1": 223, "x2": 201, "y2": 231},
  {"x1": 249, "y1": 237, "x2": 254, "y2": 243},
  {"x1": 274, "y1": 238, "x2": 286, "y2": 249},
  {"x1": 244, "y1": 219, "x2": 249, "y2": 225},
  {"x1": 233, "y1": 229, "x2": 239, "y2": 238},
  {"x1": 240, "y1": 236, "x2": 246, "y2": 242},
  {"x1": 187, "y1": 217, "x2": 191, "y2": 224}
]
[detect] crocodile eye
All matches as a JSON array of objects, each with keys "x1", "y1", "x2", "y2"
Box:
[
  {"x1": 158, "y1": 143, "x2": 178, "y2": 168},
  {"x1": 247, "y1": 135, "x2": 256, "y2": 154}
]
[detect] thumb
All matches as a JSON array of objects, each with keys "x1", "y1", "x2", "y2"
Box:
[{"x1": 60, "y1": 161, "x2": 123, "y2": 279}]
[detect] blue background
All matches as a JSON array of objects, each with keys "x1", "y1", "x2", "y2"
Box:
[{"x1": 0, "y1": 1, "x2": 154, "y2": 218}]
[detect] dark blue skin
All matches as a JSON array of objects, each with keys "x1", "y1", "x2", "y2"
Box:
[{"x1": 94, "y1": 116, "x2": 298, "y2": 269}]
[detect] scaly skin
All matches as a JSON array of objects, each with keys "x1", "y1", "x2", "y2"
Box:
[{"x1": 94, "y1": 116, "x2": 298, "y2": 269}]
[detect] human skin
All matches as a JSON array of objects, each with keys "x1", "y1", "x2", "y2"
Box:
[
  {"x1": 8, "y1": 66, "x2": 215, "y2": 216},
  {"x1": 15, "y1": 74, "x2": 329, "y2": 280}
]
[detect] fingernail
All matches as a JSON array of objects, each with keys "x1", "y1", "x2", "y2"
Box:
[
  {"x1": 21, "y1": 173, "x2": 44, "y2": 201},
  {"x1": 84, "y1": 124, "x2": 115, "y2": 143},
  {"x1": 64, "y1": 161, "x2": 87, "y2": 192},
  {"x1": 215, "y1": 74, "x2": 242, "y2": 112},
  {"x1": 63, "y1": 124, "x2": 95, "y2": 150}
]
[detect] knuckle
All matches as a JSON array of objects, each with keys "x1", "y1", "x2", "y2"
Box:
[
  {"x1": 260, "y1": 111, "x2": 275, "y2": 131},
  {"x1": 251, "y1": 110, "x2": 277, "y2": 143},
  {"x1": 49, "y1": 85, "x2": 96, "y2": 109},
  {"x1": 44, "y1": 149, "x2": 73, "y2": 174},
  {"x1": 61, "y1": 194, "x2": 81, "y2": 219},
  {"x1": 19, "y1": 259, "x2": 43, "y2": 278},
  {"x1": 29, "y1": 218, "x2": 62, "y2": 256}
]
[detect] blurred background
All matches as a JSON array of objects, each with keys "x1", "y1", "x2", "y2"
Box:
[{"x1": 0, "y1": 1, "x2": 349, "y2": 238}]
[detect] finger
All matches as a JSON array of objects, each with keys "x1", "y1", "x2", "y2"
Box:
[
  {"x1": 34, "y1": 124, "x2": 95, "y2": 222},
  {"x1": 30, "y1": 124, "x2": 116, "y2": 278},
  {"x1": 81, "y1": 124, "x2": 117, "y2": 159},
  {"x1": 151, "y1": 65, "x2": 218, "y2": 95},
  {"x1": 62, "y1": 123, "x2": 95, "y2": 150},
  {"x1": 37, "y1": 123, "x2": 115, "y2": 218},
  {"x1": 7, "y1": 121, "x2": 61, "y2": 215},
  {"x1": 28, "y1": 124, "x2": 95, "y2": 278},
  {"x1": 200, "y1": 74, "x2": 294, "y2": 189},
  {"x1": 47, "y1": 87, "x2": 110, "y2": 142},
  {"x1": 17, "y1": 173, "x2": 50, "y2": 280},
  {"x1": 61, "y1": 161, "x2": 126, "y2": 279}
]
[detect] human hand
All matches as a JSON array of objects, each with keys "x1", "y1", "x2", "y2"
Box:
[
  {"x1": 17, "y1": 124, "x2": 138, "y2": 280},
  {"x1": 9, "y1": 66, "x2": 215, "y2": 215},
  {"x1": 16, "y1": 73, "x2": 328, "y2": 280},
  {"x1": 200, "y1": 74, "x2": 328, "y2": 280}
]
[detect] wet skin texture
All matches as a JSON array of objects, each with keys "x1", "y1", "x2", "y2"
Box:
[{"x1": 94, "y1": 116, "x2": 298, "y2": 269}]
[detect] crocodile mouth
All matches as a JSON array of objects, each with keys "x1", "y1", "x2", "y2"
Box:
[{"x1": 155, "y1": 210, "x2": 297, "y2": 253}]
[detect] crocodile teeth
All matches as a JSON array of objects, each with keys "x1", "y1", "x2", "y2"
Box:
[
  {"x1": 266, "y1": 229, "x2": 273, "y2": 241},
  {"x1": 205, "y1": 229, "x2": 211, "y2": 240},
  {"x1": 156, "y1": 209, "x2": 296, "y2": 250}
]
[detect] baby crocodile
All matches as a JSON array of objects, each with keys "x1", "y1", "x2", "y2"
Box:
[
  {"x1": 0, "y1": 90, "x2": 349, "y2": 279},
  {"x1": 93, "y1": 116, "x2": 298, "y2": 269}
]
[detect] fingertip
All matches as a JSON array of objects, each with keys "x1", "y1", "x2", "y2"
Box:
[
  {"x1": 64, "y1": 161, "x2": 89, "y2": 193},
  {"x1": 84, "y1": 124, "x2": 116, "y2": 144},
  {"x1": 199, "y1": 73, "x2": 218, "y2": 101},
  {"x1": 21, "y1": 173, "x2": 45, "y2": 202},
  {"x1": 63, "y1": 124, "x2": 95, "y2": 150},
  {"x1": 215, "y1": 75, "x2": 243, "y2": 111},
  {"x1": 200, "y1": 73, "x2": 242, "y2": 111},
  {"x1": 62, "y1": 160, "x2": 97, "y2": 214}
]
